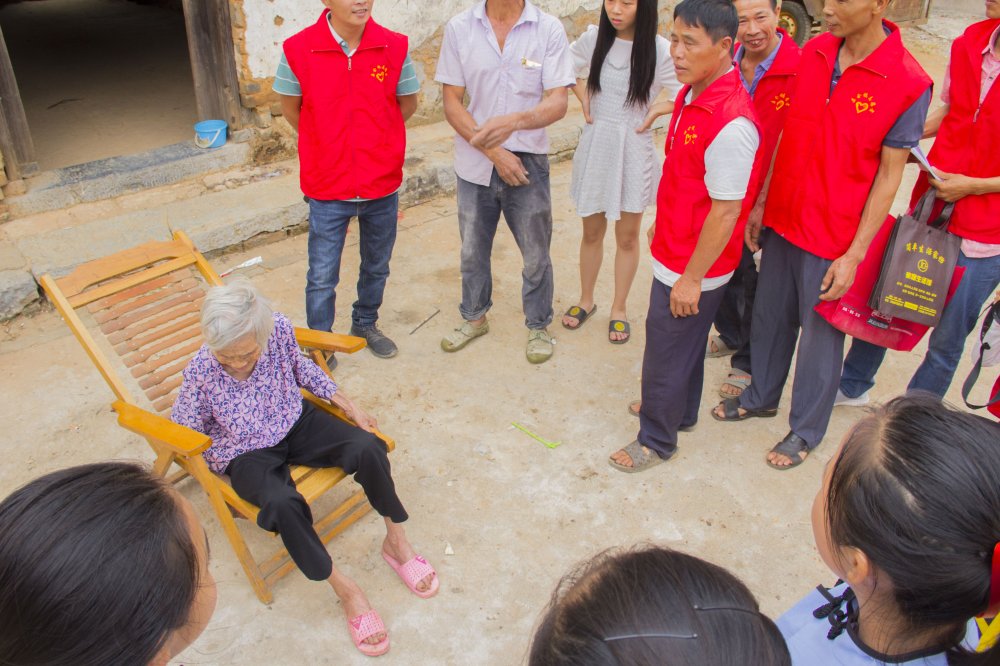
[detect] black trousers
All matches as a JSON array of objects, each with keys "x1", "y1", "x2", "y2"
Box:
[
  {"x1": 226, "y1": 400, "x2": 408, "y2": 581},
  {"x1": 713, "y1": 245, "x2": 757, "y2": 374}
]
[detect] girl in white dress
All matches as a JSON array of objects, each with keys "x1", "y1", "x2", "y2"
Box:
[{"x1": 561, "y1": 0, "x2": 680, "y2": 343}]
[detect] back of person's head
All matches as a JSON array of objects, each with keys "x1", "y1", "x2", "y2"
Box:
[
  {"x1": 674, "y1": 0, "x2": 739, "y2": 44},
  {"x1": 528, "y1": 545, "x2": 790, "y2": 666},
  {"x1": 0, "y1": 462, "x2": 211, "y2": 666},
  {"x1": 825, "y1": 394, "x2": 1000, "y2": 664}
]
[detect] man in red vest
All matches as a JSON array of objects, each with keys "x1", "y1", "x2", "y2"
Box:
[
  {"x1": 709, "y1": 0, "x2": 800, "y2": 399},
  {"x1": 276, "y1": 0, "x2": 420, "y2": 362},
  {"x1": 837, "y1": 0, "x2": 1000, "y2": 405},
  {"x1": 628, "y1": 0, "x2": 798, "y2": 417},
  {"x1": 609, "y1": 0, "x2": 764, "y2": 472},
  {"x1": 711, "y1": 0, "x2": 932, "y2": 469}
]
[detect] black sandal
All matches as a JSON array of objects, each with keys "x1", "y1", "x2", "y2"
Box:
[
  {"x1": 766, "y1": 432, "x2": 809, "y2": 470},
  {"x1": 711, "y1": 397, "x2": 777, "y2": 422},
  {"x1": 562, "y1": 304, "x2": 596, "y2": 330},
  {"x1": 609, "y1": 320, "x2": 630, "y2": 344}
]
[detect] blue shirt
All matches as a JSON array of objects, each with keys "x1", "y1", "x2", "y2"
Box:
[
  {"x1": 735, "y1": 33, "x2": 783, "y2": 97},
  {"x1": 778, "y1": 583, "x2": 979, "y2": 665}
]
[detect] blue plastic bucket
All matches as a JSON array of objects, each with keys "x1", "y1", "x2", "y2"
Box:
[{"x1": 194, "y1": 120, "x2": 228, "y2": 149}]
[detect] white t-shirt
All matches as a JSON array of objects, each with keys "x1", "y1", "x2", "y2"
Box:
[{"x1": 652, "y1": 81, "x2": 760, "y2": 290}]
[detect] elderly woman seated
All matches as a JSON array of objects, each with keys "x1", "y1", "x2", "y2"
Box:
[{"x1": 171, "y1": 278, "x2": 436, "y2": 657}]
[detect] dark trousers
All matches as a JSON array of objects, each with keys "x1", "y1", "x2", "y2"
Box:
[
  {"x1": 225, "y1": 400, "x2": 408, "y2": 581},
  {"x1": 639, "y1": 278, "x2": 727, "y2": 457},
  {"x1": 739, "y1": 231, "x2": 844, "y2": 449},
  {"x1": 713, "y1": 245, "x2": 757, "y2": 374}
]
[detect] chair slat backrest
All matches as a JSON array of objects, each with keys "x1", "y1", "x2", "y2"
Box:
[{"x1": 41, "y1": 232, "x2": 222, "y2": 414}]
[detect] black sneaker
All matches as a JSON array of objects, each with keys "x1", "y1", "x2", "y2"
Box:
[{"x1": 351, "y1": 325, "x2": 398, "y2": 359}]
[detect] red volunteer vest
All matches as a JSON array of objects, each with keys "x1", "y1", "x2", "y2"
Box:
[
  {"x1": 747, "y1": 29, "x2": 801, "y2": 170},
  {"x1": 652, "y1": 69, "x2": 765, "y2": 278},
  {"x1": 284, "y1": 12, "x2": 408, "y2": 200},
  {"x1": 908, "y1": 19, "x2": 1000, "y2": 244},
  {"x1": 765, "y1": 22, "x2": 932, "y2": 259}
]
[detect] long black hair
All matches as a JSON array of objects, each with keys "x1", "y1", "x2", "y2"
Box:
[
  {"x1": 587, "y1": 0, "x2": 659, "y2": 108},
  {"x1": 528, "y1": 545, "x2": 791, "y2": 665},
  {"x1": 827, "y1": 394, "x2": 1000, "y2": 665},
  {"x1": 0, "y1": 462, "x2": 200, "y2": 666}
]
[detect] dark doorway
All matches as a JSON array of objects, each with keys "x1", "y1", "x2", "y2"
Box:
[{"x1": 0, "y1": 0, "x2": 199, "y2": 172}]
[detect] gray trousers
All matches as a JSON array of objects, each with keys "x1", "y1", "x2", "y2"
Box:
[
  {"x1": 738, "y1": 230, "x2": 845, "y2": 449},
  {"x1": 456, "y1": 153, "x2": 554, "y2": 329}
]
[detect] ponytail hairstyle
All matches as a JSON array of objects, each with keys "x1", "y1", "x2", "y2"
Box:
[
  {"x1": 826, "y1": 394, "x2": 1000, "y2": 665},
  {"x1": 587, "y1": 0, "x2": 659, "y2": 108},
  {"x1": 0, "y1": 462, "x2": 201, "y2": 666},
  {"x1": 528, "y1": 545, "x2": 790, "y2": 665}
]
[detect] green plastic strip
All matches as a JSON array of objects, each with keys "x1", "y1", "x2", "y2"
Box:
[{"x1": 511, "y1": 422, "x2": 561, "y2": 449}]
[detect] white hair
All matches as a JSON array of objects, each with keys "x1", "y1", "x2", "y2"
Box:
[{"x1": 200, "y1": 277, "x2": 275, "y2": 352}]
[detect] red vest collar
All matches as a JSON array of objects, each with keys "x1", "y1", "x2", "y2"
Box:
[
  {"x1": 812, "y1": 20, "x2": 905, "y2": 77},
  {"x1": 677, "y1": 68, "x2": 746, "y2": 115},
  {"x1": 959, "y1": 18, "x2": 1000, "y2": 61},
  {"x1": 305, "y1": 10, "x2": 390, "y2": 53},
  {"x1": 768, "y1": 28, "x2": 800, "y2": 77}
]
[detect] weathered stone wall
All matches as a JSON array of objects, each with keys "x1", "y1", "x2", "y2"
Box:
[{"x1": 229, "y1": 1, "x2": 684, "y2": 129}]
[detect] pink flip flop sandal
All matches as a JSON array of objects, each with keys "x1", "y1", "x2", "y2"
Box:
[
  {"x1": 347, "y1": 609, "x2": 390, "y2": 657},
  {"x1": 381, "y1": 551, "x2": 440, "y2": 599}
]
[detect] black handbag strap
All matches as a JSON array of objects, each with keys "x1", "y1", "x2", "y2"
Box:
[{"x1": 962, "y1": 301, "x2": 1000, "y2": 409}]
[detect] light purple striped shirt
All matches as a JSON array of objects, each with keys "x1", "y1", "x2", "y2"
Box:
[
  {"x1": 171, "y1": 313, "x2": 336, "y2": 474},
  {"x1": 434, "y1": 0, "x2": 575, "y2": 186}
]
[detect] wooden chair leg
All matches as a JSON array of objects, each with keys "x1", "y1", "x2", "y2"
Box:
[
  {"x1": 151, "y1": 448, "x2": 176, "y2": 478},
  {"x1": 190, "y1": 462, "x2": 274, "y2": 604}
]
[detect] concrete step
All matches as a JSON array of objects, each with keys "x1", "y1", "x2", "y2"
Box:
[
  {"x1": 4, "y1": 138, "x2": 254, "y2": 219},
  {"x1": 0, "y1": 111, "x2": 597, "y2": 320}
]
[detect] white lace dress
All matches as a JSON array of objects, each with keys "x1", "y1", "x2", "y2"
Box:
[{"x1": 569, "y1": 27, "x2": 680, "y2": 222}]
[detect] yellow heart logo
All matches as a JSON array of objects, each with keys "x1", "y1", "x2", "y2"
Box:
[
  {"x1": 850, "y1": 92, "x2": 877, "y2": 115},
  {"x1": 683, "y1": 125, "x2": 698, "y2": 145}
]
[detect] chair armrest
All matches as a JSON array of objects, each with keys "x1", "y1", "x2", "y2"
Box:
[
  {"x1": 112, "y1": 400, "x2": 212, "y2": 456},
  {"x1": 294, "y1": 328, "x2": 366, "y2": 354}
]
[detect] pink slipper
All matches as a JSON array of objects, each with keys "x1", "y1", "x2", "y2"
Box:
[
  {"x1": 381, "y1": 551, "x2": 440, "y2": 599},
  {"x1": 347, "y1": 609, "x2": 389, "y2": 657}
]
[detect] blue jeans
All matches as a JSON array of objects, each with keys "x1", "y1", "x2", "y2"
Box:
[
  {"x1": 304, "y1": 193, "x2": 398, "y2": 333},
  {"x1": 841, "y1": 250, "x2": 1000, "y2": 398},
  {"x1": 456, "y1": 153, "x2": 554, "y2": 329}
]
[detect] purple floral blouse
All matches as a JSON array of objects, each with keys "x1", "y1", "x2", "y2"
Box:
[{"x1": 171, "y1": 313, "x2": 337, "y2": 474}]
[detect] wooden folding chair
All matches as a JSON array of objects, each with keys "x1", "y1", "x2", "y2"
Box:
[{"x1": 39, "y1": 230, "x2": 394, "y2": 604}]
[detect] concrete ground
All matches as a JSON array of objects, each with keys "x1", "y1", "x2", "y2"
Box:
[
  {"x1": 0, "y1": 6, "x2": 993, "y2": 666},
  {"x1": 0, "y1": 0, "x2": 196, "y2": 171}
]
